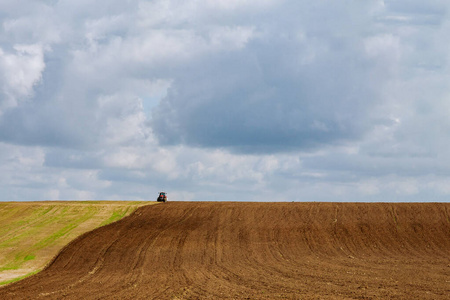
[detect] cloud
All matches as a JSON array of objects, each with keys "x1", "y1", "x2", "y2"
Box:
[
  {"x1": 151, "y1": 2, "x2": 396, "y2": 153},
  {"x1": 0, "y1": 44, "x2": 45, "y2": 112},
  {"x1": 0, "y1": 0, "x2": 450, "y2": 201}
]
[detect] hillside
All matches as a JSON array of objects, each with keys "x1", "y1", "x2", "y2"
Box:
[
  {"x1": 1, "y1": 202, "x2": 449, "y2": 299},
  {"x1": 0, "y1": 201, "x2": 151, "y2": 285}
]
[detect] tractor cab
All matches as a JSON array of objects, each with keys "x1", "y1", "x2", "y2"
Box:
[{"x1": 157, "y1": 192, "x2": 167, "y2": 202}]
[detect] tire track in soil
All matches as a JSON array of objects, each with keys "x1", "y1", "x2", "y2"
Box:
[{"x1": 0, "y1": 202, "x2": 449, "y2": 300}]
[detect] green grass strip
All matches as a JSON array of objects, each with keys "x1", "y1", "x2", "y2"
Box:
[
  {"x1": 0, "y1": 269, "x2": 41, "y2": 286},
  {"x1": 100, "y1": 206, "x2": 133, "y2": 227}
]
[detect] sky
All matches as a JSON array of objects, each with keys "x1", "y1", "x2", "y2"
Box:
[{"x1": 0, "y1": 0, "x2": 449, "y2": 202}]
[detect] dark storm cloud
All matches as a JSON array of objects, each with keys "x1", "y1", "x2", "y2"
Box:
[{"x1": 151, "y1": 5, "x2": 391, "y2": 153}]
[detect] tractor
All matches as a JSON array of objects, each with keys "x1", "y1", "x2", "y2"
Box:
[{"x1": 157, "y1": 192, "x2": 167, "y2": 202}]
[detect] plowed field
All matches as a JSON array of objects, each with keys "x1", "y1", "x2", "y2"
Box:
[
  {"x1": 0, "y1": 201, "x2": 150, "y2": 285},
  {"x1": 1, "y1": 202, "x2": 449, "y2": 299}
]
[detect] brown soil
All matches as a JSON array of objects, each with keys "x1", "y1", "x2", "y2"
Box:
[
  {"x1": 1, "y1": 202, "x2": 449, "y2": 299},
  {"x1": 0, "y1": 201, "x2": 150, "y2": 283}
]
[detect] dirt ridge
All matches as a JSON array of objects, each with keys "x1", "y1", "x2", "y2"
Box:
[{"x1": 1, "y1": 202, "x2": 449, "y2": 299}]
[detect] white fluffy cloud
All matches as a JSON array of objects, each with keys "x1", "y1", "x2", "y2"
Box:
[
  {"x1": 0, "y1": 44, "x2": 45, "y2": 112},
  {"x1": 0, "y1": 0, "x2": 449, "y2": 201}
]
